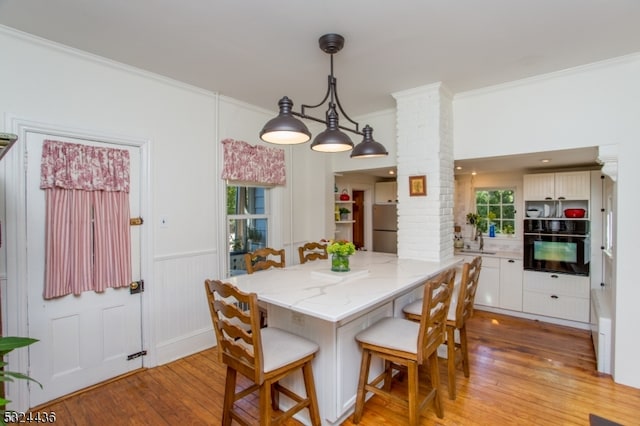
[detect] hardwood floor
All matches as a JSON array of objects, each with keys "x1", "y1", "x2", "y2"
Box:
[{"x1": 34, "y1": 310, "x2": 640, "y2": 425}]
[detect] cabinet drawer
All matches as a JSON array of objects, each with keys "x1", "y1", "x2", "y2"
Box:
[
  {"x1": 523, "y1": 271, "x2": 589, "y2": 298},
  {"x1": 479, "y1": 257, "x2": 500, "y2": 268},
  {"x1": 523, "y1": 291, "x2": 590, "y2": 322}
]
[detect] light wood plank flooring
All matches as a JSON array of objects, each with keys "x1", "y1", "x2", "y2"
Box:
[{"x1": 34, "y1": 310, "x2": 640, "y2": 425}]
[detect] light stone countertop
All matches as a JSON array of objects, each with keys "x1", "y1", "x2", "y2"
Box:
[{"x1": 228, "y1": 251, "x2": 463, "y2": 323}]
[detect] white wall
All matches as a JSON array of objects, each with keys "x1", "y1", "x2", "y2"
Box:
[
  {"x1": 453, "y1": 53, "x2": 640, "y2": 388},
  {"x1": 0, "y1": 26, "x2": 332, "y2": 383},
  {"x1": 0, "y1": 26, "x2": 220, "y2": 372},
  {"x1": 331, "y1": 108, "x2": 397, "y2": 173}
]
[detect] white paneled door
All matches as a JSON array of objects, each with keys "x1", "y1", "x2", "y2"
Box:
[{"x1": 25, "y1": 131, "x2": 143, "y2": 407}]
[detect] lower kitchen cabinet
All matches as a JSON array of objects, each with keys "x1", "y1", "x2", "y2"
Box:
[
  {"x1": 500, "y1": 258, "x2": 523, "y2": 311},
  {"x1": 522, "y1": 271, "x2": 590, "y2": 322},
  {"x1": 472, "y1": 256, "x2": 500, "y2": 307},
  {"x1": 464, "y1": 255, "x2": 523, "y2": 311}
]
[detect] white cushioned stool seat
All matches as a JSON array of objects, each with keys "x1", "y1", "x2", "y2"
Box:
[
  {"x1": 261, "y1": 327, "x2": 319, "y2": 373},
  {"x1": 356, "y1": 317, "x2": 420, "y2": 354}
]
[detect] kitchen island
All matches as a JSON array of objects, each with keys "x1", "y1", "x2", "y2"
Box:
[{"x1": 228, "y1": 251, "x2": 462, "y2": 425}]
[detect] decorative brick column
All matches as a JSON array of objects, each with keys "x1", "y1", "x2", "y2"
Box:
[{"x1": 392, "y1": 83, "x2": 454, "y2": 261}]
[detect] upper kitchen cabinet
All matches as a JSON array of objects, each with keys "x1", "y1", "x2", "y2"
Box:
[
  {"x1": 523, "y1": 171, "x2": 591, "y2": 201},
  {"x1": 375, "y1": 181, "x2": 397, "y2": 204}
]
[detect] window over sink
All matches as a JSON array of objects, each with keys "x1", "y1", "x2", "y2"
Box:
[{"x1": 474, "y1": 188, "x2": 516, "y2": 236}]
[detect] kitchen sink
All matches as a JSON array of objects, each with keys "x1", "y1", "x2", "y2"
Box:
[{"x1": 459, "y1": 249, "x2": 497, "y2": 255}]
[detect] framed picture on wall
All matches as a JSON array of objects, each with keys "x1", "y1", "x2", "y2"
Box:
[{"x1": 409, "y1": 175, "x2": 426, "y2": 196}]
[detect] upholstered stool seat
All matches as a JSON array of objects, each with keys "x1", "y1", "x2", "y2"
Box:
[
  {"x1": 259, "y1": 327, "x2": 319, "y2": 372},
  {"x1": 355, "y1": 317, "x2": 420, "y2": 353}
]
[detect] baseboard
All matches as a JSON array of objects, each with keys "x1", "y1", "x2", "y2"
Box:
[{"x1": 154, "y1": 328, "x2": 216, "y2": 366}]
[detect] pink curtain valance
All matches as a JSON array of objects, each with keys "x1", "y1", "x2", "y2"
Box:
[
  {"x1": 40, "y1": 140, "x2": 130, "y2": 192},
  {"x1": 221, "y1": 139, "x2": 286, "y2": 185}
]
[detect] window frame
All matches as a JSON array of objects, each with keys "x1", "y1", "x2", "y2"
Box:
[
  {"x1": 226, "y1": 184, "x2": 270, "y2": 275},
  {"x1": 473, "y1": 187, "x2": 516, "y2": 237}
]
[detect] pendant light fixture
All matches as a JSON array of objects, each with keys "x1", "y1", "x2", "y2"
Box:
[{"x1": 260, "y1": 34, "x2": 388, "y2": 158}]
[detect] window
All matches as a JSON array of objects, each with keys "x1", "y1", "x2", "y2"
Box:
[
  {"x1": 227, "y1": 185, "x2": 269, "y2": 275},
  {"x1": 474, "y1": 189, "x2": 515, "y2": 236}
]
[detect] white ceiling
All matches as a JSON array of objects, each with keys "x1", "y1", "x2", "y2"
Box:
[{"x1": 1, "y1": 1, "x2": 637, "y2": 173}]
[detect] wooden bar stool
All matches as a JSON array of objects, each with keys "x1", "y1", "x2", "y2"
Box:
[
  {"x1": 205, "y1": 279, "x2": 321, "y2": 426},
  {"x1": 297, "y1": 241, "x2": 328, "y2": 264},
  {"x1": 352, "y1": 268, "x2": 456, "y2": 426},
  {"x1": 244, "y1": 247, "x2": 286, "y2": 327},
  {"x1": 403, "y1": 256, "x2": 482, "y2": 400},
  {"x1": 244, "y1": 247, "x2": 286, "y2": 274}
]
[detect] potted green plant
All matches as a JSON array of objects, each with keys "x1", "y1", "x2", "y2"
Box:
[
  {"x1": 327, "y1": 240, "x2": 356, "y2": 272},
  {"x1": 338, "y1": 207, "x2": 351, "y2": 221},
  {"x1": 1, "y1": 336, "x2": 41, "y2": 421},
  {"x1": 466, "y1": 212, "x2": 479, "y2": 239},
  {"x1": 502, "y1": 224, "x2": 515, "y2": 236}
]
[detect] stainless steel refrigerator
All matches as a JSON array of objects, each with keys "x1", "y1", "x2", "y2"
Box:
[{"x1": 372, "y1": 204, "x2": 398, "y2": 253}]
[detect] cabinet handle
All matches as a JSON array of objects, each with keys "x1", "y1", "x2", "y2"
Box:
[
  {"x1": 551, "y1": 295, "x2": 559, "y2": 299},
  {"x1": 550, "y1": 274, "x2": 559, "y2": 278},
  {"x1": 545, "y1": 197, "x2": 553, "y2": 200},
  {"x1": 557, "y1": 197, "x2": 566, "y2": 200},
  {"x1": 508, "y1": 259, "x2": 515, "y2": 263}
]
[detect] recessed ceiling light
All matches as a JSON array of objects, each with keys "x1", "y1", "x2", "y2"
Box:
[
  {"x1": 471, "y1": 171, "x2": 477, "y2": 176},
  {"x1": 388, "y1": 170, "x2": 395, "y2": 175},
  {"x1": 541, "y1": 159, "x2": 550, "y2": 163},
  {"x1": 455, "y1": 166, "x2": 462, "y2": 170}
]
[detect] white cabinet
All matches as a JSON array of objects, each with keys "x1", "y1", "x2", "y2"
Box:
[
  {"x1": 523, "y1": 173, "x2": 555, "y2": 201},
  {"x1": 523, "y1": 171, "x2": 590, "y2": 201},
  {"x1": 472, "y1": 256, "x2": 500, "y2": 308},
  {"x1": 463, "y1": 255, "x2": 523, "y2": 311},
  {"x1": 555, "y1": 171, "x2": 591, "y2": 200},
  {"x1": 522, "y1": 271, "x2": 590, "y2": 322},
  {"x1": 500, "y1": 258, "x2": 523, "y2": 311},
  {"x1": 375, "y1": 181, "x2": 397, "y2": 203}
]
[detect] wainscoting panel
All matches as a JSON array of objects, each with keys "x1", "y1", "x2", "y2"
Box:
[{"x1": 152, "y1": 250, "x2": 218, "y2": 365}]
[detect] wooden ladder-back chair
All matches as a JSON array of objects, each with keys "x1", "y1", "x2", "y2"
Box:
[
  {"x1": 244, "y1": 247, "x2": 286, "y2": 274},
  {"x1": 244, "y1": 247, "x2": 286, "y2": 328},
  {"x1": 403, "y1": 256, "x2": 482, "y2": 400},
  {"x1": 298, "y1": 242, "x2": 328, "y2": 264},
  {"x1": 204, "y1": 279, "x2": 321, "y2": 426},
  {"x1": 352, "y1": 268, "x2": 456, "y2": 426}
]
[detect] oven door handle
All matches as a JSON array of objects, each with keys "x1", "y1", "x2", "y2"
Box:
[{"x1": 524, "y1": 233, "x2": 589, "y2": 237}]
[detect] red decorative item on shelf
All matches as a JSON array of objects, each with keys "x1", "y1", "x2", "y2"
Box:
[
  {"x1": 564, "y1": 208, "x2": 586, "y2": 218},
  {"x1": 339, "y1": 189, "x2": 350, "y2": 201}
]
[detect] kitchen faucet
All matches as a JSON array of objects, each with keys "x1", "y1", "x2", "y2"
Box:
[{"x1": 476, "y1": 229, "x2": 484, "y2": 252}]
